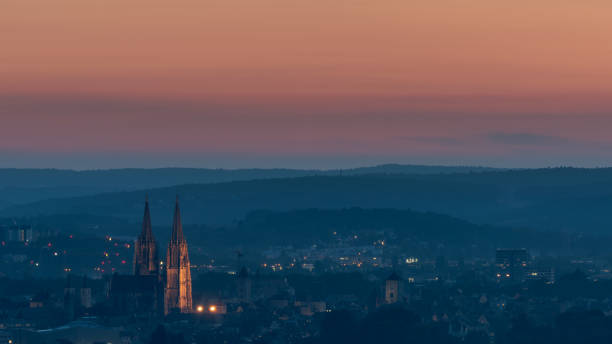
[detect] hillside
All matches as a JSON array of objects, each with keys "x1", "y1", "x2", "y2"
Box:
[
  {"x1": 4, "y1": 168, "x2": 612, "y2": 233},
  {"x1": 0, "y1": 164, "x2": 499, "y2": 206}
]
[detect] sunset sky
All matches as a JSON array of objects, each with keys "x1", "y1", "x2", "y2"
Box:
[{"x1": 2, "y1": 0, "x2": 612, "y2": 169}]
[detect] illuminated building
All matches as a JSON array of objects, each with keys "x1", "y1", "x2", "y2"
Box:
[
  {"x1": 164, "y1": 197, "x2": 193, "y2": 314},
  {"x1": 495, "y1": 248, "x2": 530, "y2": 282},
  {"x1": 385, "y1": 272, "x2": 401, "y2": 304}
]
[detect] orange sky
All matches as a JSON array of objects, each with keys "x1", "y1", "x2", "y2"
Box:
[{"x1": 2, "y1": 0, "x2": 612, "y2": 168}]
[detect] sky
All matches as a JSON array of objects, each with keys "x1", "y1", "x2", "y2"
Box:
[{"x1": 2, "y1": 0, "x2": 612, "y2": 169}]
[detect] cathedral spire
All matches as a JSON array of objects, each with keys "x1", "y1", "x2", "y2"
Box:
[
  {"x1": 171, "y1": 195, "x2": 184, "y2": 243},
  {"x1": 134, "y1": 197, "x2": 159, "y2": 276},
  {"x1": 165, "y1": 195, "x2": 192, "y2": 314},
  {"x1": 140, "y1": 196, "x2": 154, "y2": 241}
]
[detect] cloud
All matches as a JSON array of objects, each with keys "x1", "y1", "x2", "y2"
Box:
[{"x1": 486, "y1": 132, "x2": 572, "y2": 146}]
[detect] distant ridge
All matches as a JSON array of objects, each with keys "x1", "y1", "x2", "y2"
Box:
[
  {"x1": 5, "y1": 167, "x2": 612, "y2": 234},
  {"x1": 0, "y1": 164, "x2": 502, "y2": 206}
]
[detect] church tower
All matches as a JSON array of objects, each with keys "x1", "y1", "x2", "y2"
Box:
[
  {"x1": 133, "y1": 198, "x2": 159, "y2": 276},
  {"x1": 164, "y1": 197, "x2": 193, "y2": 314},
  {"x1": 385, "y1": 272, "x2": 400, "y2": 304}
]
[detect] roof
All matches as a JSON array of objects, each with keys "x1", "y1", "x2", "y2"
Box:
[
  {"x1": 111, "y1": 274, "x2": 159, "y2": 293},
  {"x1": 387, "y1": 272, "x2": 401, "y2": 281}
]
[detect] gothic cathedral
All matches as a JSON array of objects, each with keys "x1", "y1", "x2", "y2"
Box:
[{"x1": 132, "y1": 196, "x2": 193, "y2": 315}]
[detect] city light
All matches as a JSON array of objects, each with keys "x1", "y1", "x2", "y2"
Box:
[
  {"x1": 209, "y1": 305, "x2": 217, "y2": 312},
  {"x1": 405, "y1": 257, "x2": 419, "y2": 264},
  {"x1": 196, "y1": 305, "x2": 204, "y2": 312}
]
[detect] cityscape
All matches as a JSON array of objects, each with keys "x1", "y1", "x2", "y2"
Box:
[
  {"x1": 3, "y1": 170, "x2": 612, "y2": 344},
  {"x1": 4, "y1": 0, "x2": 612, "y2": 343}
]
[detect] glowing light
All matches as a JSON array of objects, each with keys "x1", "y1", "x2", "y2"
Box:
[
  {"x1": 196, "y1": 305, "x2": 204, "y2": 312},
  {"x1": 209, "y1": 305, "x2": 217, "y2": 312},
  {"x1": 405, "y1": 257, "x2": 419, "y2": 264}
]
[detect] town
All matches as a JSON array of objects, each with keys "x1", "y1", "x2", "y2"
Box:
[{"x1": 2, "y1": 199, "x2": 612, "y2": 344}]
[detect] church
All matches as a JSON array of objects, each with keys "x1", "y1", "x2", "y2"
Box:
[{"x1": 110, "y1": 197, "x2": 193, "y2": 316}]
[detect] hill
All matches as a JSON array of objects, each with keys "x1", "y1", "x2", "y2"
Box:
[
  {"x1": 226, "y1": 208, "x2": 604, "y2": 254},
  {"x1": 0, "y1": 164, "x2": 499, "y2": 207},
  {"x1": 4, "y1": 168, "x2": 612, "y2": 233}
]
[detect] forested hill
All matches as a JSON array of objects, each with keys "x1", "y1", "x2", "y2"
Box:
[
  {"x1": 0, "y1": 164, "x2": 498, "y2": 206},
  {"x1": 4, "y1": 168, "x2": 612, "y2": 233}
]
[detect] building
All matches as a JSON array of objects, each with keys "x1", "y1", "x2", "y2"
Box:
[
  {"x1": 1, "y1": 225, "x2": 33, "y2": 242},
  {"x1": 64, "y1": 276, "x2": 92, "y2": 320},
  {"x1": 164, "y1": 197, "x2": 193, "y2": 315},
  {"x1": 133, "y1": 198, "x2": 160, "y2": 277},
  {"x1": 237, "y1": 266, "x2": 252, "y2": 303},
  {"x1": 526, "y1": 264, "x2": 555, "y2": 284},
  {"x1": 109, "y1": 199, "x2": 163, "y2": 316},
  {"x1": 385, "y1": 272, "x2": 401, "y2": 304},
  {"x1": 79, "y1": 277, "x2": 92, "y2": 309},
  {"x1": 495, "y1": 248, "x2": 530, "y2": 282},
  {"x1": 109, "y1": 273, "x2": 162, "y2": 315},
  {"x1": 16, "y1": 318, "x2": 123, "y2": 344}
]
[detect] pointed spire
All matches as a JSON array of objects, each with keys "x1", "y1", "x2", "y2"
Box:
[
  {"x1": 171, "y1": 195, "x2": 184, "y2": 242},
  {"x1": 139, "y1": 197, "x2": 154, "y2": 241}
]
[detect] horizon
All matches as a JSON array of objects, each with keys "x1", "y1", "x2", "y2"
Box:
[{"x1": 2, "y1": 162, "x2": 608, "y2": 172}]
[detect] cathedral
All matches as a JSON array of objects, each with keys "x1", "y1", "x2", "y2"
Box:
[{"x1": 125, "y1": 196, "x2": 193, "y2": 316}]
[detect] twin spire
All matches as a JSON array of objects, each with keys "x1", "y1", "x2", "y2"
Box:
[
  {"x1": 171, "y1": 195, "x2": 185, "y2": 243},
  {"x1": 134, "y1": 195, "x2": 186, "y2": 277},
  {"x1": 139, "y1": 196, "x2": 155, "y2": 242},
  {"x1": 133, "y1": 196, "x2": 160, "y2": 276},
  {"x1": 139, "y1": 195, "x2": 183, "y2": 243},
  {"x1": 134, "y1": 195, "x2": 192, "y2": 314}
]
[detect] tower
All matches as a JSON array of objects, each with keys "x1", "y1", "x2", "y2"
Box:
[
  {"x1": 164, "y1": 197, "x2": 193, "y2": 314},
  {"x1": 237, "y1": 267, "x2": 252, "y2": 303},
  {"x1": 64, "y1": 275, "x2": 77, "y2": 320},
  {"x1": 385, "y1": 272, "x2": 400, "y2": 304},
  {"x1": 79, "y1": 275, "x2": 92, "y2": 309},
  {"x1": 134, "y1": 198, "x2": 159, "y2": 277}
]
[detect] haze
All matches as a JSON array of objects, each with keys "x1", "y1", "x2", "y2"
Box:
[{"x1": 3, "y1": 0, "x2": 612, "y2": 169}]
